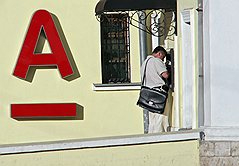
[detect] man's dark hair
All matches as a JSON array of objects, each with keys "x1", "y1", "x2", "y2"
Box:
[{"x1": 152, "y1": 46, "x2": 167, "y2": 55}]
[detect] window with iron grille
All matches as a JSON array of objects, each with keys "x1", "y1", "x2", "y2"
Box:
[{"x1": 100, "y1": 14, "x2": 130, "y2": 84}]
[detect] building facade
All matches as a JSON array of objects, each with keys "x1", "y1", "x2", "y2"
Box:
[{"x1": 1, "y1": 0, "x2": 238, "y2": 165}]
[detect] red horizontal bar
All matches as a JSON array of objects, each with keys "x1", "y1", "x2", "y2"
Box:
[{"x1": 11, "y1": 103, "x2": 77, "y2": 119}]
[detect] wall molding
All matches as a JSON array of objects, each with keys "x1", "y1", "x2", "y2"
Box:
[{"x1": 0, "y1": 130, "x2": 202, "y2": 155}]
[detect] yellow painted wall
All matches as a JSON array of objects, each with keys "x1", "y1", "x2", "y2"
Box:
[
  {"x1": 0, "y1": 140, "x2": 200, "y2": 166},
  {"x1": 0, "y1": 0, "x2": 143, "y2": 144}
]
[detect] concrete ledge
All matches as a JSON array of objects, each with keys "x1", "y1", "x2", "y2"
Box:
[
  {"x1": 203, "y1": 127, "x2": 239, "y2": 141},
  {"x1": 0, "y1": 130, "x2": 202, "y2": 155}
]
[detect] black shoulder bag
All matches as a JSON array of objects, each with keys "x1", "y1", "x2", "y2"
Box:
[{"x1": 136, "y1": 58, "x2": 168, "y2": 114}]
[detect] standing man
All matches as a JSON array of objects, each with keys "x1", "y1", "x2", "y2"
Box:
[{"x1": 140, "y1": 46, "x2": 169, "y2": 133}]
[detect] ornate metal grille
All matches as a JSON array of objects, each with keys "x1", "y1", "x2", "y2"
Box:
[
  {"x1": 97, "y1": 9, "x2": 176, "y2": 38},
  {"x1": 100, "y1": 14, "x2": 130, "y2": 84}
]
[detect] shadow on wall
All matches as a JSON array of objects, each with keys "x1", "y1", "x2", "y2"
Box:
[
  {"x1": 11, "y1": 103, "x2": 84, "y2": 121},
  {"x1": 18, "y1": 11, "x2": 80, "y2": 83},
  {"x1": 51, "y1": 13, "x2": 80, "y2": 82}
]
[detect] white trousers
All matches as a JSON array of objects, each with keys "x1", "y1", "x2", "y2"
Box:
[
  {"x1": 148, "y1": 90, "x2": 172, "y2": 133},
  {"x1": 148, "y1": 112, "x2": 169, "y2": 133}
]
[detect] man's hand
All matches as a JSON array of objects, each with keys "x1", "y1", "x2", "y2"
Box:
[{"x1": 161, "y1": 71, "x2": 169, "y2": 79}]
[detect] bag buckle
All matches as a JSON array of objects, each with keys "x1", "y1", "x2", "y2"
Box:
[{"x1": 149, "y1": 101, "x2": 154, "y2": 105}]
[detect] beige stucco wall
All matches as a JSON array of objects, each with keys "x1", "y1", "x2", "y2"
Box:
[
  {"x1": 0, "y1": 140, "x2": 200, "y2": 166},
  {"x1": 0, "y1": 0, "x2": 143, "y2": 144}
]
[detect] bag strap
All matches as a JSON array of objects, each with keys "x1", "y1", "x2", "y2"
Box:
[
  {"x1": 142, "y1": 57, "x2": 152, "y2": 86},
  {"x1": 142, "y1": 57, "x2": 167, "y2": 86}
]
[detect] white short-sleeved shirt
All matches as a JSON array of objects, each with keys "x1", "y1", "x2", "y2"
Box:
[{"x1": 140, "y1": 55, "x2": 167, "y2": 88}]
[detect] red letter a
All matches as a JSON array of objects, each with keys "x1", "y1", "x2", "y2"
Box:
[{"x1": 13, "y1": 10, "x2": 75, "y2": 81}]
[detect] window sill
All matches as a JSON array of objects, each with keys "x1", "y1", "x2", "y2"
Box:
[{"x1": 93, "y1": 82, "x2": 141, "y2": 91}]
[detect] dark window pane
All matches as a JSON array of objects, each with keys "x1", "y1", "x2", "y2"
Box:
[{"x1": 100, "y1": 14, "x2": 130, "y2": 84}]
